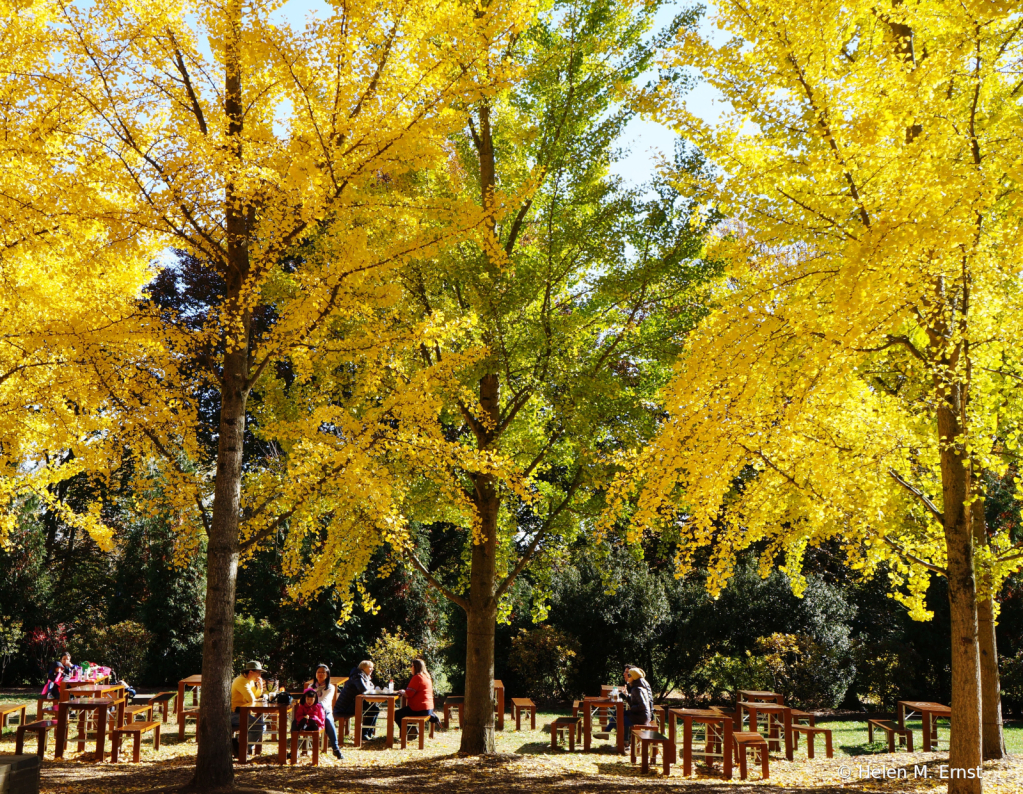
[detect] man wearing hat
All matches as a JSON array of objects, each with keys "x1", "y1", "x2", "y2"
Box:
[{"x1": 231, "y1": 660, "x2": 267, "y2": 754}]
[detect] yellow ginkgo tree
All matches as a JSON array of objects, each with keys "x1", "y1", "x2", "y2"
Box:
[
  {"x1": 603, "y1": 2, "x2": 1023, "y2": 791},
  {"x1": 6, "y1": 0, "x2": 529, "y2": 786}
]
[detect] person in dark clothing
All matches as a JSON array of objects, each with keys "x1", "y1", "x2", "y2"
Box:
[
  {"x1": 42, "y1": 653, "x2": 72, "y2": 700},
  {"x1": 623, "y1": 667, "x2": 654, "y2": 732},
  {"x1": 334, "y1": 660, "x2": 378, "y2": 741}
]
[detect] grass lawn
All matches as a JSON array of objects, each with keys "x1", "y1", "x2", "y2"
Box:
[{"x1": 2, "y1": 691, "x2": 1022, "y2": 793}]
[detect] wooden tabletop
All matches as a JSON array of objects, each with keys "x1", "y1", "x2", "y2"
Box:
[
  {"x1": 899, "y1": 701, "x2": 950, "y2": 712},
  {"x1": 739, "y1": 690, "x2": 782, "y2": 699},
  {"x1": 179, "y1": 675, "x2": 203, "y2": 685},
  {"x1": 670, "y1": 708, "x2": 730, "y2": 718},
  {"x1": 737, "y1": 701, "x2": 789, "y2": 711}
]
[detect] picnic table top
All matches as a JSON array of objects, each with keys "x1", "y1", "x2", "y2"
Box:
[
  {"x1": 669, "y1": 708, "x2": 731, "y2": 719},
  {"x1": 180, "y1": 675, "x2": 203, "y2": 685},
  {"x1": 899, "y1": 701, "x2": 951, "y2": 713},
  {"x1": 69, "y1": 684, "x2": 122, "y2": 695},
  {"x1": 59, "y1": 698, "x2": 118, "y2": 707},
  {"x1": 738, "y1": 690, "x2": 783, "y2": 699},
  {"x1": 737, "y1": 701, "x2": 790, "y2": 711},
  {"x1": 0, "y1": 703, "x2": 28, "y2": 714}
]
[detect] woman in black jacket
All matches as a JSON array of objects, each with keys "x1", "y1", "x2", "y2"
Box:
[
  {"x1": 334, "y1": 661, "x2": 378, "y2": 742},
  {"x1": 624, "y1": 667, "x2": 653, "y2": 732}
]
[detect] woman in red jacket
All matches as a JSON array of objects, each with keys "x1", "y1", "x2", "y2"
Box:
[{"x1": 396, "y1": 659, "x2": 440, "y2": 733}]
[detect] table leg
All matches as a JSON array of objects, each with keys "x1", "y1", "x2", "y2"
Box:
[
  {"x1": 616, "y1": 703, "x2": 625, "y2": 754},
  {"x1": 723, "y1": 718, "x2": 733, "y2": 780},
  {"x1": 683, "y1": 717, "x2": 693, "y2": 776},
  {"x1": 784, "y1": 710, "x2": 793, "y2": 761},
  {"x1": 583, "y1": 704, "x2": 591, "y2": 751},
  {"x1": 386, "y1": 699, "x2": 395, "y2": 748},
  {"x1": 354, "y1": 697, "x2": 363, "y2": 748},
  {"x1": 749, "y1": 707, "x2": 758, "y2": 735},
  {"x1": 239, "y1": 708, "x2": 249, "y2": 764},
  {"x1": 923, "y1": 711, "x2": 932, "y2": 752},
  {"x1": 278, "y1": 706, "x2": 288, "y2": 765},
  {"x1": 55, "y1": 703, "x2": 68, "y2": 758},
  {"x1": 98, "y1": 707, "x2": 108, "y2": 762},
  {"x1": 668, "y1": 713, "x2": 678, "y2": 763},
  {"x1": 897, "y1": 702, "x2": 906, "y2": 729},
  {"x1": 497, "y1": 687, "x2": 504, "y2": 731},
  {"x1": 178, "y1": 682, "x2": 186, "y2": 717}
]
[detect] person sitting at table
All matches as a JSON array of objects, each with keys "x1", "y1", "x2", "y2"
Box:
[
  {"x1": 231, "y1": 660, "x2": 268, "y2": 755},
  {"x1": 622, "y1": 667, "x2": 653, "y2": 732},
  {"x1": 335, "y1": 660, "x2": 378, "y2": 742},
  {"x1": 42, "y1": 652, "x2": 72, "y2": 700},
  {"x1": 606, "y1": 664, "x2": 635, "y2": 731},
  {"x1": 293, "y1": 688, "x2": 326, "y2": 732},
  {"x1": 396, "y1": 658, "x2": 440, "y2": 735},
  {"x1": 313, "y1": 663, "x2": 344, "y2": 759}
]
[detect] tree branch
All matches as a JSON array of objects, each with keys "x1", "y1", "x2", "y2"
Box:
[
  {"x1": 887, "y1": 468, "x2": 944, "y2": 524},
  {"x1": 405, "y1": 551, "x2": 469, "y2": 611}
]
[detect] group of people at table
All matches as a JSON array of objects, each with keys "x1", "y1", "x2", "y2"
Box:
[{"x1": 231, "y1": 658, "x2": 438, "y2": 760}]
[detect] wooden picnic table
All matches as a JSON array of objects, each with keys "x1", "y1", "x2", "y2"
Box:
[
  {"x1": 738, "y1": 690, "x2": 784, "y2": 704},
  {"x1": 236, "y1": 703, "x2": 289, "y2": 764},
  {"x1": 69, "y1": 683, "x2": 125, "y2": 701},
  {"x1": 55, "y1": 697, "x2": 126, "y2": 760},
  {"x1": 668, "y1": 708, "x2": 732, "y2": 779},
  {"x1": 737, "y1": 701, "x2": 793, "y2": 761},
  {"x1": 581, "y1": 697, "x2": 626, "y2": 755},
  {"x1": 354, "y1": 693, "x2": 400, "y2": 748},
  {"x1": 0, "y1": 703, "x2": 28, "y2": 735},
  {"x1": 178, "y1": 675, "x2": 202, "y2": 715},
  {"x1": 897, "y1": 701, "x2": 951, "y2": 752}
]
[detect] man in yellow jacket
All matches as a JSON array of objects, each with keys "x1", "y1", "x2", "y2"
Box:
[{"x1": 231, "y1": 660, "x2": 267, "y2": 755}]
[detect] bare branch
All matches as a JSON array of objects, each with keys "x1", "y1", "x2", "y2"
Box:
[{"x1": 888, "y1": 468, "x2": 944, "y2": 524}]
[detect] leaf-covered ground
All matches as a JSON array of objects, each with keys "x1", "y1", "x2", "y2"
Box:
[{"x1": 2, "y1": 694, "x2": 1021, "y2": 793}]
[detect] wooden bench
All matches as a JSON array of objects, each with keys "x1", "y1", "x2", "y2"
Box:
[
  {"x1": 652, "y1": 705, "x2": 666, "y2": 733},
  {"x1": 733, "y1": 731, "x2": 769, "y2": 780},
  {"x1": 146, "y1": 692, "x2": 177, "y2": 723},
  {"x1": 550, "y1": 716, "x2": 580, "y2": 751},
  {"x1": 111, "y1": 720, "x2": 161, "y2": 763},
  {"x1": 0, "y1": 703, "x2": 28, "y2": 735},
  {"x1": 400, "y1": 716, "x2": 435, "y2": 749},
  {"x1": 631, "y1": 729, "x2": 673, "y2": 776},
  {"x1": 511, "y1": 698, "x2": 536, "y2": 731},
  {"x1": 629, "y1": 723, "x2": 661, "y2": 765},
  {"x1": 178, "y1": 707, "x2": 200, "y2": 740},
  {"x1": 35, "y1": 698, "x2": 58, "y2": 721},
  {"x1": 15, "y1": 719, "x2": 58, "y2": 757},
  {"x1": 125, "y1": 703, "x2": 154, "y2": 723},
  {"x1": 790, "y1": 708, "x2": 815, "y2": 727},
  {"x1": 868, "y1": 719, "x2": 914, "y2": 752},
  {"x1": 290, "y1": 728, "x2": 324, "y2": 765},
  {"x1": 790, "y1": 725, "x2": 833, "y2": 758},
  {"x1": 442, "y1": 696, "x2": 463, "y2": 730}
]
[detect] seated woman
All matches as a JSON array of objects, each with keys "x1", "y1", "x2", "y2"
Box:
[
  {"x1": 622, "y1": 667, "x2": 653, "y2": 732},
  {"x1": 334, "y1": 660, "x2": 378, "y2": 742},
  {"x1": 293, "y1": 688, "x2": 326, "y2": 732},
  {"x1": 395, "y1": 658, "x2": 439, "y2": 733}
]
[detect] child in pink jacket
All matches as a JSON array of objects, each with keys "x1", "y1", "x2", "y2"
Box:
[{"x1": 292, "y1": 688, "x2": 326, "y2": 732}]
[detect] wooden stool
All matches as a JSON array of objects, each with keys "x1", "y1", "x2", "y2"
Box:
[
  {"x1": 15, "y1": 719, "x2": 57, "y2": 757},
  {"x1": 511, "y1": 698, "x2": 536, "y2": 731},
  {"x1": 333, "y1": 714, "x2": 352, "y2": 747},
  {"x1": 733, "y1": 731, "x2": 769, "y2": 780},
  {"x1": 791, "y1": 725, "x2": 833, "y2": 758},
  {"x1": 868, "y1": 719, "x2": 914, "y2": 752},
  {"x1": 148, "y1": 692, "x2": 177, "y2": 723},
  {"x1": 111, "y1": 720, "x2": 161, "y2": 762},
  {"x1": 290, "y1": 729, "x2": 323, "y2": 765},
  {"x1": 1, "y1": 703, "x2": 28, "y2": 735},
  {"x1": 125, "y1": 703, "x2": 154, "y2": 723},
  {"x1": 632, "y1": 729, "x2": 673, "y2": 776},
  {"x1": 790, "y1": 708, "x2": 815, "y2": 727},
  {"x1": 400, "y1": 716, "x2": 434, "y2": 749},
  {"x1": 442, "y1": 697, "x2": 464, "y2": 730},
  {"x1": 550, "y1": 717, "x2": 579, "y2": 751},
  {"x1": 178, "y1": 707, "x2": 199, "y2": 740}
]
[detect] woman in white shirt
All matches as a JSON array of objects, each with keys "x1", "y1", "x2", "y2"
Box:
[{"x1": 313, "y1": 664, "x2": 343, "y2": 759}]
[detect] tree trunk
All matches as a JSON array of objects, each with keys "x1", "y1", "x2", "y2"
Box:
[
  {"x1": 459, "y1": 372, "x2": 500, "y2": 754},
  {"x1": 191, "y1": 345, "x2": 249, "y2": 788},
  {"x1": 938, "y1": 397, "x2": 982, "y2": 794},
  {"x1": 972, "y1": 499, "x2": 1006, "y2": 760},
  {"x1": 191, "y1": 2, "x2": 249, "y2": 785}
]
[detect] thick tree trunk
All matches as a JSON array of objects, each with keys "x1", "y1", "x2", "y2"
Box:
[
  {"x1": 192, "y1": 345, "x2": 249, "y2": 788},
  {"x1": 972, "y1": 499, "x2": 1006, "y2": 760},
  {"x1": 937, "y1": 398, "x2": 982, "y2": 794},
  {"x1": 460, "y1": 372, "x2": 500, "y2": 754},
  {"x1": 191, "y1": 4, "x2": 249, "y2": 785}
]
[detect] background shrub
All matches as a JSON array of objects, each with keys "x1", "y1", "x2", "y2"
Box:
[{"x1": 508, "y1": 626, "x2": 581, "y2": 702}]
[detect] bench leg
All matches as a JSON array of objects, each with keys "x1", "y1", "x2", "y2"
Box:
[
  {"x1": 290, "y1": 733, "x2": 298, "y2": 764},
  {"x1": 641, "y1": 740, "x2": 650, "y2": 774},
  {"x1": 888, "y1": 731, "x2": 895, "y2": 753},
  {"x1": 868, "y1": 722, "x2": 873, "y2": 744},
  {"x1": 312, "y1": 735, "x2": 319, "y2": 766},
  {"x1": 530, "y1": 708, "x2": 536, "y2": 731},
  {"x1": 739, "y1": 746, "x2": 748, "y2": 780},
  {"x1": 515, "y1": 706, "x2": 520, "y2": 731},
  {"x1": 154, "y1": 724, "x2": 161, "y2": 752},
  {"x1": 551, "y1": 727, "x2": 558, "y2": 751},
  {"x1": 569, "y1": 724, "x2": 576, "y2": 752},
  {"x1": 664, "y1": 740, "x2": 673, "y2": 777},
  {"x1": 134, "y1": 732, "x2": 142, "y2": 763},
  {"x1": 111, "y1": 732, "x2": 121, "y2": 763},
  {"x1": 15, "y1": 727, "x2": 25, "y2": 756},
  {"x1": 906, "y1": 731, "x2": 913, "y2": 753},
  {"x1": 807, "y1": 733, "x2": 815, "y2": 759},
  {"x1": 760, "y1": 745, "x2": 769, "y2": 780},
  {"x1": 824, "y1": 731, "x2": 832, "y2": 759}
]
